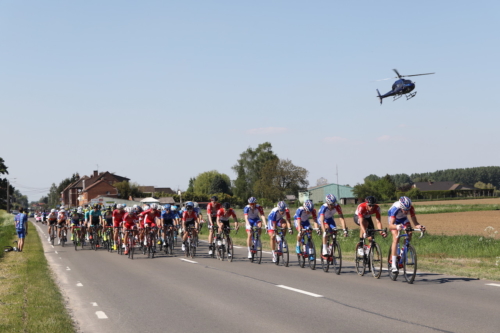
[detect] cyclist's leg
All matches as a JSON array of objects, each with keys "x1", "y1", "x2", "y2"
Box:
[{"x1": 268, "y1": 220, "x2": 276, "y2": 251}]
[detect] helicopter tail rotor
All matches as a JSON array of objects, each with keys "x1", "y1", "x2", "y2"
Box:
[{"x1": 376, "y1": 89, "x2": 383, "y2": 105}]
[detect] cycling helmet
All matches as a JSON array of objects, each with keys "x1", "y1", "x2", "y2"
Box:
[
  {"x1": 211, "y1": 196, "x2": 218, "y2": 201},
  {"x1": 51, "y1": 209, "x2": 56, "y2": 213},
  {"x1": 134, "y1": 206, "x2": 143, "y2": 213},
  {"x1": 60, "y1": 205, "x2": 65, "y2": 210},
  {"x1": 116, "y1": 204, "x2": 123, "y2": 209},
  {"x1": 186, "y1": 201, "x2": 194, "y2": 209},
  {"x1": 122, "y1": 204, "x2": 127, "y2": 207},
  {"x1": 172, "y1": 206, "x2": 177, "y2": 211},
  {"x1": 150, "y1": 203, "x2": 158, "y2": 210},
  {"x1": 277, "y1": 201, "x2": 287, "y2": 211},
  {"x1": 164, "y1": 204, "x2": 171, "y2": 210},
  {"x1": 303, "y1": 200, "x2": 313, "y2": 212},
  {"x1": 365, "y1": 196, "x2": 377, "y2": 206},
  {"x1": 325, "y1": 194, "x2": 337, "y2": 205},
  {"x1": 399, "y1": 196, "x2": 412, "y2": 210},
  {"x1": 223, "y1": 202, "x2": 230, "y2": 209},
  {"x1": 248, "y1": 197, "x2": 257, "y2": 204},
  {"x1": 143, "y1": 204, "x2": 150, "y2": 210},
  {"x1": 133, "y1": 204, "x2": 138, "y2": 209},
  {"x1": 193, "y1": 202, "x2": 199, "y2": 208},
  {"x1": 77, "y1": 207, "x2": 83, "y2": 214}
]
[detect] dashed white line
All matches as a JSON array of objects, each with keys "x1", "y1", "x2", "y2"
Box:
[
  {"x1": 55, "y1": 251, "x2": 58, "y2": 254},
  {"x1": 51, "y1": 245, "x2": 54, "y2": 248},
  {"x1": 76, "y1": 282, "x2": 83, "y2": 287},
  {"x1": 276, "y1": 285, "x2": 323, "y2": 298},
  {"x1": 91, "y1": 302, "x2": 98, "y2": 306},
  {"x1": 180, "y1": 259, "x2": 198, "y2": 264},
  {"x1": 233, "y1": 246, "x2": 243, "y2": 249},
  {"x1": 486, "y1": 283, "x2": 500, "y2": 287},
  {"x1": 66, "y1": 267, "x2": 71, "y2": 271},
  {"x1": 59, "y1": 257, "x2": 62, "y2": 259},
  {"x1": 95, "y1": 311, "x2": 108, "y2": 319}
]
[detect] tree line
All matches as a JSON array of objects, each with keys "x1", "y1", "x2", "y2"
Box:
[{"x1": 0, "y1": 157, "x2": 28, "y2": 210}]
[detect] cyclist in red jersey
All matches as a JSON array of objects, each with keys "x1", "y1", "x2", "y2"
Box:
[
  {"x1": 181, "y1": 202, "x2": 199, "y2": 251},
  {"x1": 112, "y1": 204, "x2": 126, "y2": 250},
  {"x1": 140, "y1": 203, "x2": 160, "y2": 243},
  {"x1": 123, "y1": 207, "x2": 138, "y2": 255},
  {"x1": 354, "y1": 196, "x2": 386, "y2": 254},
  {"x1": 207, "y1": 196, "x2": 222, "y2": 255}
]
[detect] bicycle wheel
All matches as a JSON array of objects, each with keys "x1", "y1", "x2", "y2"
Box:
[
  {"x1": 227, "y1": 236, "x2": 234, "y2": 262},
  {"x1": 73, "y1": 231, "x2": 78, "y2": 251},
  {"x1": 332, "y1": 241, "x2": 342, "y2": 275},
  {"x1": 403, "y1": 244, "x2": 417, "y2": 284},
  {"x1": 51, "y1": 228, "x2": 55, "y2": 246},
  {"x1": 189, "y1": 238, "x2": 196, "y2": 259},
  {"x1": 387, "y1": 247, "x2": 399, "y2": 281},
  {"x1": 256, "y1": 238, "x2": 262, "y2": 264},
  {"x1": 370, "y1": 243, "x2": 383, "y2": 279},
  {"x1": 308, "y1": 240, "x2": 316, "y2": 270},
  {"x1": 169, "y1": 233, "x2": 174, "y2": 255},
  {"x1": 321, "y1": 241, "x2": 330, "y2": 273},
  {"x1": 355, "y1": 243, "x2": 365, "y2": 276},
  {"x1": 282, "y1": 239, "x2": 289, "y2": 267}
]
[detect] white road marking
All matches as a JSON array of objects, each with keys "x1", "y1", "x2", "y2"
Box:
[
  {"x1": 486, "y1": 283, "x2": 500, "y2": 287},
  {"x1": 59, "y1": 257, "x2": 62, "y2": 259},
  {"x1": 95, "y1": 311, "x2": 108, "y2": 319},
  {"x1": 51, "y1": 245, "x2": 54, "y2": 248},
  {"x1": 91, "y1": 302, "x2": 98, "y2": 306},
  {"x1": 55, "y1": 251, "x2": 58, "y2": 254},
  {"x1": 77, "y1": 282, "x2": 83, "y2": 287},
  {"x1": 276, "y1": 285, "x2": 323, "y2": 298},
  {"x1": 180, "y1": 259, "x2": 198, "y2": 264},
  {"x1": 66, "y1": 267, "x2": 71, "y2": 271},
  {"x1": 233, "y1": 246, "x2": 243, "y2": 249}
]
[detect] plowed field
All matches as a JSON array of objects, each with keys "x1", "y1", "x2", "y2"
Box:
[
  {"x1": 413, "y1": 198, "x2": 500, "y2": 205},
  {"x1": 417, "y1": 210, "x2": 500, "y2": 236}
]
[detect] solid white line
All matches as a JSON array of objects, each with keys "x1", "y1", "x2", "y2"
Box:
[
  {"x1": 276, "y1": 285, "x2": 323, "y2": 298},
  {"x1": 91, "y1": 302, "x2": 98, "y2": 306},
  {"x1": 233, "y1": 246, "x2": 243, "y2": 249},
  {"x1": 76, "y1": 283, "x2": 83, "y2": 287},
  {"x1": 95, "y1": 311, "x2": 108, "y2": 319},
  {"x1": 486, "y1": 283, "x2": 500, "y2": 287},
  {"x1": 180, "y1": 259, "x2": 198, "y2": 264}
]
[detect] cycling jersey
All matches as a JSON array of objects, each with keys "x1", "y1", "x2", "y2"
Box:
[
  {"x1": 161, "y1": 210, "x2": 178, "y2": 221},
  {"x1": 355, "y1": 202, "x2": 381, "y2": 220},
  {"x1": 217, "y1": 208, "x2": 237, "y2": 222},
  {"x1": 70, "y1": 213, "x2": 81, "y2": 226},
  {"x1": 112, "y1": 209, "x2": 126, "y2": 227},
  {"x1": 141, "y1": 209, "x2": 160, "y2": 227},
  {"x1": 58, "y1": 211, "x2": 67, "y2": 222},
  {"x1": 267, "y1": 207, "x2": 290, "y2": 230},
  {"x1": 89, "y1": 209, "x2": 101, "y2": 225},
  {"x1": 207, "y1": 203, "x2": 222, "y2": 219},
  {"x1": 244, "y1": 204, "x2": 265, "y2": 230},
  {"x1": 388, "y1": 202, "x2": 416, "y2": 225},
  {"x1": 182, "y1": 210, "x2": 198, "y2": 225},
  {"x1": 123, "y1": 212, "x2": 137, "y2": 230},
  {"x1": 318, "y1": 203, "x2": 343, "y2": 228},
  {"x1": 294, "y1": 207, "x2": 317, "y2": 230}
]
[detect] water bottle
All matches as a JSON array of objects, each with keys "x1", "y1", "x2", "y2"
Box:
[
  {"x1": 276, "y1": 235, "x2": 281, "y2": 242},
  {"x1": 364, "y1": 245, "x2": 370, "y2": 255}
]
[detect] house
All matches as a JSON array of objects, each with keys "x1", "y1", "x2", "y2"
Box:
[
  {"x1": 60, "y1": 170, "x2": 130, "y2": 207},
  {"x1": 139, "y1": 186, "x2": 176, "y2": 196},
  {"x1": 412, "y1": 181, "x2": 491, "y2": 197},
  {"x1": 299, "y1": 183, "x2": 356, "y2": 205}
]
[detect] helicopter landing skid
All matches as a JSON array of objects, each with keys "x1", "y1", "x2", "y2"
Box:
[{"x1": 392, "y1": 91, "x2": 417, "y2": 102}]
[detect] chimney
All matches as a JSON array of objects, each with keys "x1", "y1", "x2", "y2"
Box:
[{"x1": 93, "y1": 170, "x2": 98, "y2": 177}]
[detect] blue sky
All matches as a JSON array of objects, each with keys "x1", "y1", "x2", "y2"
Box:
[{"x1": 1, "y1": 1, "x2": 499, "y2": 201}]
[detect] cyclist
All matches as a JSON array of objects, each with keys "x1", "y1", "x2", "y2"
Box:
[
  {"x1": 47, "y1": 209, "x2": 58, "y2": 242},
  {"x1": 140, "y1": 203, "x2": 161, "y2": 248},
  {"x1": 111, "y1": 204, "x2": 126, "y2": 250},
  {"x1": 244, "y1": 197, "x2": 266, "y2": 259},
  {"x1": 160, "y1": 204, "x2": 177, "y2": 247},
  {"x1": 318, "y1": 194, "x2": 348, "y2": 255},
  {"x1": 354, "y1": 196, "x2": 386, "y2": 256},
  {"x1": 181, "y1": 201, "x2": 199, "y2": 251},
  {"x1": 216, "y1": 202, "x2": 239, "y2": 258},
  {"x1": 89, "y1": 204, "x2": 102, "y2": 246},
  {"x1": 267, "y1": 201, "x2": 292, "y2": 262},
  {"x1": 294, "y1": 200, "x2": 319, "y2": 255},
  {"x1": 123, "y1": 207, "x2": 138, "y2": 255},
  {"x1": 57, "y1": 207, "x2": 68, "y2": 245},
  {"x1": 388, "y1": 196, "x2": 426, "y2": 273},
  {"x1": 69, "y1": 208, "x2": 83, "y2": 242},
  {"x1": 206, "y1": 196, "x2": 221, "y2": 255},
  {"x1": 41, "y1": 210, "x2": 47, "y2": 224}
]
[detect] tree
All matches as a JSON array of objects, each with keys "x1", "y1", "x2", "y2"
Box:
[
  {"x1": 377, "y1": 175, "x2": 397, "y2": 201},
  {"x1": 232, "y1": 142, "x2": 278, "y2": 199},
  {"x1": 115, "y1": 181, "x2": 143, "y2": 199},
  {"x1": 48, "y1": 183, "x2": 60, "y2": 208},
  {"x1": 0, "y1": 157, "x2": 8, "y2": 175},
  {"x1": 193, "y1": 171, "x2": 231, "y2": 195},
  {"x1": 209, "y1": 174, "x2": 231, "y2": 195},
  {"x1": 187, "y1": 177, "x2": 196, "y2": 192}
]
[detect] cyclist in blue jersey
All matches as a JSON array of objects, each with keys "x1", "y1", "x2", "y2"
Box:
[
  {"x1": 317, "y1": 194, "x2": 348, "y2": 255},
  {"x1": 267, "y1": 201, "x2": 292, "y2": 262},
  {"x1": 387, "y1": 196, "x2": 426, "y2": 273},
  {"x1": 161, "y1": 204, "x2": 177, "y2": 246},
  {"x1": 244, "y1": 197, "x2": 266, "y2": 259},
  {"x1": 294, "y1": 200, "x2": 319, "y2": 254}
]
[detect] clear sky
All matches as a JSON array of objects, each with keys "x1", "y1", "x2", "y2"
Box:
[{"x1": 1, "y1": 0, "x2": 499, "y2": 201}]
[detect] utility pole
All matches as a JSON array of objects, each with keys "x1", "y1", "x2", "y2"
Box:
[
  {"x1": 6, "y1": 178, "x2": 9, "y2": 213},
  {"x1": 336, "y1": 165, "x2": 340, "y2": 200}
]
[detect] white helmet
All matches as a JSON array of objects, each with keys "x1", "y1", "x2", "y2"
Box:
[
  {"x1": 124, "y1": 207, "x2": 133, "y2": 213},
  {"x1": 60, "y1": 205, "x2": 65, "y2": 210},
  {"x1": 117, "y1": 204, "x2": 123, "y2": 209},
  {"x1": 143, "y1": 204, "x2": 150, "y2": 210},
  {"x1": 150, "y1": 203, "x2": 158, "y2": 209},
  {"x1": 51, "y1": 209, "x2": 56, "y2": 213},
  {"x1": 194, "y1": 202, "x2": 199, "y2": 208}
]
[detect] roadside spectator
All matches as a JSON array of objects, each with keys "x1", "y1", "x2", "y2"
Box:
[{"x1": 14, "y1": 207, "x2": 28, "y2": 252}]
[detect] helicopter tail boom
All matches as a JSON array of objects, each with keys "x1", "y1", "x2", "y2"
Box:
[{"x1": 376, "y1": 89, "x2": 383, "y2": 105}]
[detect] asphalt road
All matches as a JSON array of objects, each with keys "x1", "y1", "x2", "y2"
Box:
[{"x1": 32, "y1": 221, "x2": 500, "y2": 333}]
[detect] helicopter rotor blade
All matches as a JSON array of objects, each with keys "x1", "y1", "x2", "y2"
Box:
[
  {"x1": 393, "y1": 69, "x2": 402, "y2": 79},
  {"x1": 372, "y1": 77, "x2": 394, "y2": 82},
  {"x1": 401, "y1": 72, "x2": 435, "y2": 77}
]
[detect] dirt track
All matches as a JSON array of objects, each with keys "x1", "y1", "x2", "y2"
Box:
[
  {"x1": 413, "y1": 198, "x2": 500, "y2": 206},
  {"x1": 416, "y1": 210, "x2": 500, "y2": 236}
]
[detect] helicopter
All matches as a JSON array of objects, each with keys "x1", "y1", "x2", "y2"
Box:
[{"x1": 376, "y1": 69, "x2": 435, "y2": 105}]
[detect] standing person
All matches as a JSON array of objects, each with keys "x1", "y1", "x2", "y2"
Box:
[
  {"x1": 206, "y1": 196, "x2": 221, "y2": 255},
  {"x1": 354, "y1": 196, "x2": 386, "y2": 255},
  {"x1": 388, "y1": 196, "x2": 426, "y2": 273},
  {"x1": 267, "y1": 201, "x2": 292, "y2": 262},
  {"x1": 14, "y1": 208, "x2": 28, "y2": 252},
  {"x1": 244, "y1": 197, "x2": 266, "y2": 259}
]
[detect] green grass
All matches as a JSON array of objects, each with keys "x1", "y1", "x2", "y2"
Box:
[
  {"x1": 0, "y1": 212, "x2": 76, "y2": 333},
  {"x1": 198, "y1": 223, "x2": 500, "y2": 280}
]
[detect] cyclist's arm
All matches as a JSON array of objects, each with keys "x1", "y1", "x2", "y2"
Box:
[
  {"x1": 388, "y1": 216, "x2": 399, "y2": 230},
  {"x1": 318, "y1": 214, "x2": 325, "y2": 231},
  {"x1": 410, "y1": 215, "x2": 425, "y2": 231}
]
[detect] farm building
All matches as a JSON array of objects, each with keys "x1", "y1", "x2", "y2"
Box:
[{"x1": 299, "y1": 183, "x2": 356, "y2": 205}]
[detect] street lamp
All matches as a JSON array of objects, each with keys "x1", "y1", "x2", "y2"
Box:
[{"x1": 177, "y1": 190, "x2": 182, "y2": 206}]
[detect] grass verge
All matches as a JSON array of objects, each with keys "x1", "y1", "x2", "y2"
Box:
[
  {"x1": 0, "y1": 212, "x2": 76, "y2": 333},
  {"x1": 197, "y1": 223, "x2": 500, "y2": 280}
]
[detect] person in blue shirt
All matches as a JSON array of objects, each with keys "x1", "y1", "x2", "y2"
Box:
[{"x1": 14, "y1": 207, "x2": 28, "y2": 252}]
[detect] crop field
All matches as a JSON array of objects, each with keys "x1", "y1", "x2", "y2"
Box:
[
  {"x1": 413, "y1": 198, "x2": 500, "y2": 206},
  {"x1": 416, "y1": 210, "x2": 500, "y2": 237}
]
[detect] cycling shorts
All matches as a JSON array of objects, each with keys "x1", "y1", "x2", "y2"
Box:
[
  {"x1": 48, "y1": 219, "x2": 57, "y2": 226},
  {"x1": 246, "y1": 218, "x2": 261, "y2": 231},
  {"x1": 294, "y1": 219, "x2": 311, "y2": 231},
  {"x1": 57, "y1": 220, "x2": 66, "y2": 227},
  {"x1": 185, "y1": 221, "x2": 195, "y2": 229},
  {"x1": 353, "y1": 216, "x2": 374, "y2": 230},
  {"x1": 388, "y1": 217, "x2": 410, "y2": 226},
  {"x1": 267, "y1": 218, "x2": 285, "y2": 231},
  {"x1": 145, "y1": 222, "x2": 157, "y2": 229},
  {"x1": 322, "y1": 217, "x2": 337, "y2": 230},
  {"x1": 71, "y1": 219, "x2": 81, "y2": 226},
  {"x1": 163, "y1": 219, "x2": 174, "y2": 226},
  {"x1": 124, "y1": 222, "x2": 136, "y2": 230}
]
